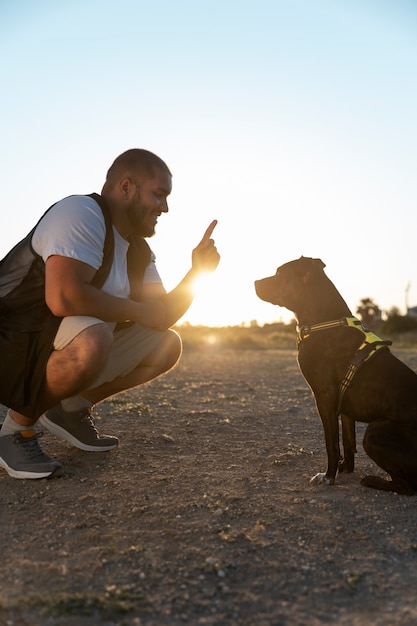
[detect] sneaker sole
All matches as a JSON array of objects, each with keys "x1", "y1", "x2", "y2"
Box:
[
  {"x1": 0, "y1": 456, "x2": 62, "y2": 479},
  {"x1": 38, "y1": 416, "x2": 118, "y2": 452}
]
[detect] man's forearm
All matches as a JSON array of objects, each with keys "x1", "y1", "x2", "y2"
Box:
[
  {"x1": 160, "y1": 268, "x2": 198, "y2": 328},
  {"x1": 48, "y1": 283, "x2": 165, "y2": 330}
]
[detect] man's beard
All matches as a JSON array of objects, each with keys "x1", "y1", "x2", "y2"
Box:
[{"x1": 127, "y1": 202, "x2": 155, "y2": 238}]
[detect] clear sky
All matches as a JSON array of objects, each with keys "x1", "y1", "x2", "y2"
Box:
[{"x1": 1, "y1": 0, "x2": 416, "y2": 326}]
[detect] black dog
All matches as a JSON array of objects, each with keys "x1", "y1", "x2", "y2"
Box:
[{"x1": 255, "y1": 256, "x2": 417, "y2": 495}]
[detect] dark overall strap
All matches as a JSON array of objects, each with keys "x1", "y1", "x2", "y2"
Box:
[
  {"x1": 88, "y1": 193, "x2": 151, "y2": 299},
  {"x1": 0, "y1": 193, "x2": 129, "y2": 418},
  {"x1": 126, "y1": 233, "x2": 152, "y2": 301},
  {"x1": 88, "y1": 193, "x2": 115, "y2": 288}
]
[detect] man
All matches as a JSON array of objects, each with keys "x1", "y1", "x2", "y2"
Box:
[{"x1": 0, "y1": 148, "x2": 220, "y2": 479}]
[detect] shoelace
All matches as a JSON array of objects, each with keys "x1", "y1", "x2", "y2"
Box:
[
  {"x1": 80, "y1": 409, "x2": 100, "y2": 434},
  {"x1": 16, "y1": 431, "x2": 47, "y2": 460}
]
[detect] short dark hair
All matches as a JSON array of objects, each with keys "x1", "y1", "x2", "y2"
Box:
[{"x1": 104, "y1": 149, "x2": 171, "y2": 188}]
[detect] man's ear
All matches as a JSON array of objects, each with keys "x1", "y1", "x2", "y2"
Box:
[{"x1": 119, "y1": 177, "x2": 135, "y2": 199}]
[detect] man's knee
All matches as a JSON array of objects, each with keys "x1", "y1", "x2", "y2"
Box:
[
  {"x1": 144, "y1": 329, "x2": 182, "y2": 374},
  {"x1": 160, "y1": 329, "x2": 183, "y2": 372},
  {"x1": 45, "y1": 323, "x2": 114, "y2": 399}
]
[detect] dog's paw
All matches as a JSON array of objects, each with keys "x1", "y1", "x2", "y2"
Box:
[{"x1": 310, "y1": 472, "x2": 334, "y2": 485}]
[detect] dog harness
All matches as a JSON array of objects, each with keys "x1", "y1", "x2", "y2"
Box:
[{"x1": 297, "y1": 316, "x2": 392, "y2": 414}]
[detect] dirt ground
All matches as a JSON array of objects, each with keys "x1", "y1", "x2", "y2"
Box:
[{"x1": 2, "y1": 344, "x2": 417, "y2": 626}]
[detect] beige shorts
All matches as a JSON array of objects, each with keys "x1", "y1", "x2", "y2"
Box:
[{"x1": 54, "y1": 316, "x2": 165, "y2": 388}]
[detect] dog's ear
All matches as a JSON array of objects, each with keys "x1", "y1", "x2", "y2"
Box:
[
  {"x1": 299, "y1": 256, "x2": 326, "y2": 284},
  {"x1": 299, "y1": 256, "x2": 326, "y2": 269},
  {"x1": 312, "y1": 257, "x2": 326, "y2": 270}
]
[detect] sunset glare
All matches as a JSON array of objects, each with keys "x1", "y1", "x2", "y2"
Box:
[{"x1": 1, "y1": 1, "x2": 416, "y2": 327}]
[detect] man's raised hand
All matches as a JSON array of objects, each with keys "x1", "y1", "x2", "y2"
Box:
[{"x1": 192, "y1": 220, "x2": 220, "y2": 274}]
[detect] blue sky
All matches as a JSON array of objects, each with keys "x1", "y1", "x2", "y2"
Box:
[{"x1": 1, "y1": 0, "x2": 416, "y2": 326}]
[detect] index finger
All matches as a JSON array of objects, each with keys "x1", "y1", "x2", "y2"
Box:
[{"x1": 199, "y1": 219, "x2": 218, "y2": 245}]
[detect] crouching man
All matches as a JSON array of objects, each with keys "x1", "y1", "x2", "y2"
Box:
[{"x1": 0, "y1": 148, "x2": 219, "y2": 479}]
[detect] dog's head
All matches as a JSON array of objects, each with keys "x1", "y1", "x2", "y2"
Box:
[{"x1": 254, "y1": 256, "x2": 326, "y2": 314}]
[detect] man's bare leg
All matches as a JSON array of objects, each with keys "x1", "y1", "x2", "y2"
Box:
[
  {"x1": 36, "y1": 329, "x2": 181, "y2": 452},
  {"x1": 0, "y1": 324, "x2": 114, "y2": 478},
  {"x1": 8, "y1": 324, "x2": 113, "y2": 427}
]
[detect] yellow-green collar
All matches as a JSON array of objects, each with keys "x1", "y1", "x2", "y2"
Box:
[{"x1": 297, "y1": 316, "x2": 382, "y2": 345}]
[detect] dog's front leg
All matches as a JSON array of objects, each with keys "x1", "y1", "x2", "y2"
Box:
[
  {"x1": 310, "y1": 401, "x2": 340, "y2": 485},
  {"x1": 339, "y1": 414, "x2": 356, "y2": 473}
]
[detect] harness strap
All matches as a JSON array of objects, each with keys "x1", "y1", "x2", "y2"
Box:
[
  {"x1": 297, "y1": 316, "x2": 392, "y2": 415},
  {"x1": 337, "y1": 338, "x2": 391, "y2": 414}
]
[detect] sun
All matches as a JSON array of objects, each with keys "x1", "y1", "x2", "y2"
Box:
[
  {"x1": 184, "y1": 271, "x2": 287, "y2": 328},
  {"x1": 187, "y1": 274, "x2": 230, "y2": 327}
]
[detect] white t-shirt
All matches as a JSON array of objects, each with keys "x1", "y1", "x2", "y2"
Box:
[{"x1": 31, "y1": 195, "x2": 163, "y2": 297}]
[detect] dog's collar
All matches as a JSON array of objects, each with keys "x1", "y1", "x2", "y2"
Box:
[
  {"x1": 297, "y1": 316, "x2": 377, "y2": 344},
  {"x1": 297, "y1": 316, "x2": 392, "y2": 414}
]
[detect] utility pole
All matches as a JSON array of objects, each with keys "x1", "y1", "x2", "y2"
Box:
[{"x1": 405, "y1": 282, "x2": 411, "y2": 315}]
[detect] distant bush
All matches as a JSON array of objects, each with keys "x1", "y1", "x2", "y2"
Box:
[
  {"x1": 174, "y1": 322, "x2": 297, "y2": 351},
  {"x1": 380, "y1": 314, "x2": 417, "y2": 335}
]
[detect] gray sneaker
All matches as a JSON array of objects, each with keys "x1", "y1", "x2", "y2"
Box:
[
  {"x1": 39, "y1": 405, "x2": 119, "y2": 452},
  {"x1": 0, "y1": 430, "x2": 63, "y2": 479}
]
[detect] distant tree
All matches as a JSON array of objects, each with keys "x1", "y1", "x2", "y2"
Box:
[{"x1": 356, "y1": 298, "x2": 381, "y2": 329}]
